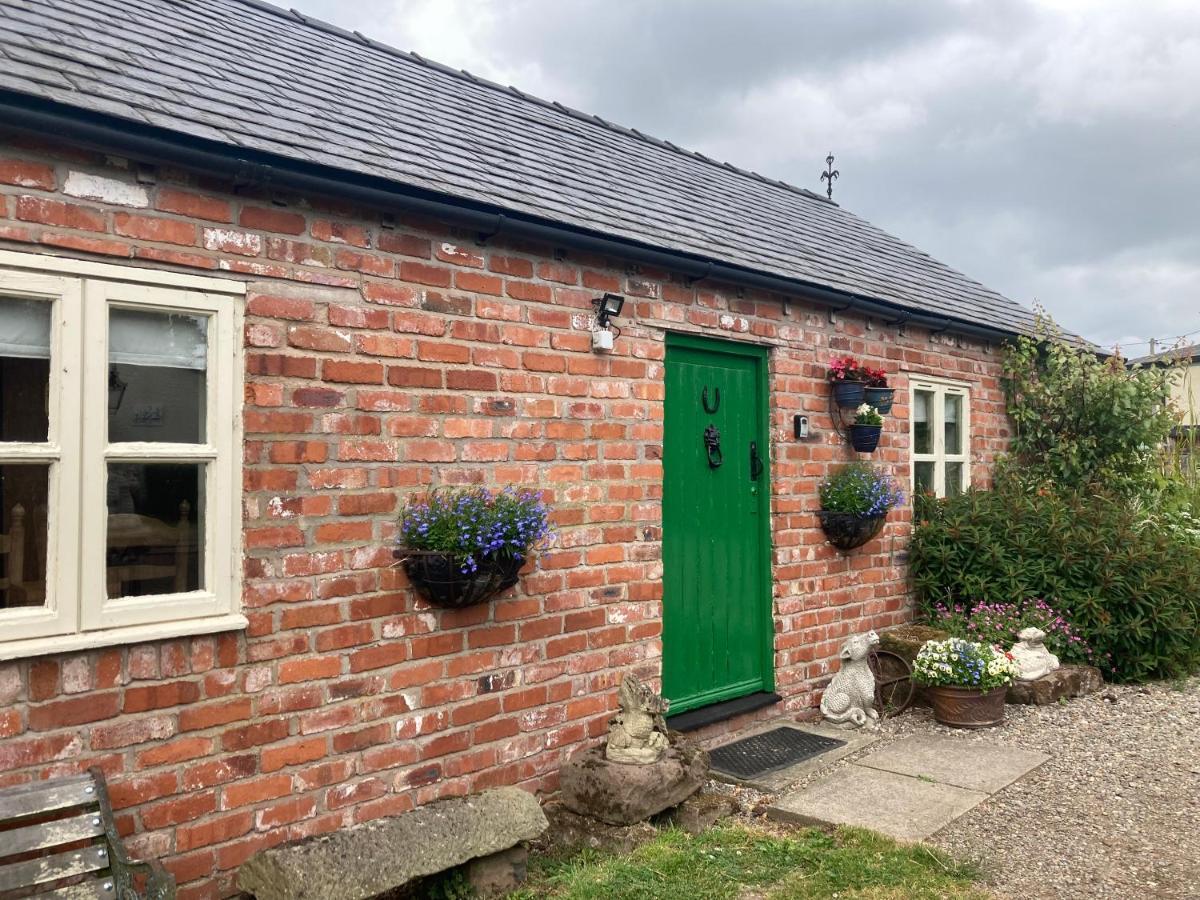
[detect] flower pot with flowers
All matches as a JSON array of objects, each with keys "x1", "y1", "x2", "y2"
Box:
[
  {"x1": 394, "y1": 487, "x2": 552, "y2": 608},
  {"x1": 827, "y1": 355, "x2": 870, "y2": 407},
  {"x1": 849, "y1": 403, "x2": 884, "y2": 452},
  {"x1": 911, "y1": 638, "x2": 1021, "y2": 727},
  {"x1": 817, "y1": 462, "x2": 904, "y2": 550},
  {"x1": 862, "y1": 366, "x2": 895, "y2": 413}
]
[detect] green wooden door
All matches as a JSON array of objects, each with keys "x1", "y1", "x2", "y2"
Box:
[{"x1": 662, "y1": 333, "x2": 772, "y2": 716}]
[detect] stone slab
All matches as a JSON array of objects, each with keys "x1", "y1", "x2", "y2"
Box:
[
  {"x1": 237, "y1": 786, "x2": 547, "y2": 900},
  {"x1": 767, "y1": 765, "x2": 988, "y2": 841},
  {"x1": 559, "y1": 742, "x2": 707, "y2": 826},
  {"x1": 856, "y1": 735, "x2": 1049, "y2": 794},
  {"x1": 706, "y1": 720, "x2": 879, "y2": 792},
  {"x1": 1007, "y1": 665, "x2": 1103, "y2": 705}
]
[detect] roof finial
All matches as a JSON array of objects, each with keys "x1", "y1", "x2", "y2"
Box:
[{"x1": 820, "y1": 152, "x2": 839, "y2": 200}]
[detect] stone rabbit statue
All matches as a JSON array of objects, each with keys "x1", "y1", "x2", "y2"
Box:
[{"x1": 820, "y1": 630, "x2": 880, "y2": 728}]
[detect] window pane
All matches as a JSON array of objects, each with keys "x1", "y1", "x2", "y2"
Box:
[
  {"x1": 944, "y1": 393, "x2": 962, "y2": 455},
  {"x1": 107, "y1": 462, "x2": 204, "y2": 598},
  {"x1": 945, "y1": 462, "x2": 965, "y2": 496},
  {"x1": 914, "y1": 461, "x2": 935, "y2": 496},
  {"x1": 109, "y1": 308, "x2": 207, "y2": 444},
  {"x1": 0, "y1": 464, "x2": 48, "y2": 609},
  {"x1": 913, "y1": 390, "x2": 933, "y2": 454},
  {"x1": 0, "y1": 298, "x2": 50, "y2": 442}
]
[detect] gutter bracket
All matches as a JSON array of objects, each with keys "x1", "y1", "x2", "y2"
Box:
[
  {"x1": 828, "y1": 300, "x2": 854, "y2": 324},
  {"x1": 476, "y1": 212, "x2": 506, "y2": 245},
  {"x1": 685, "y1": 260, "x2": 714, "y2": 287}
]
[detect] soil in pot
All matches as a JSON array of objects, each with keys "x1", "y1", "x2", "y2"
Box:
[
  {"x1": 849, "y1": 423, "x2": 882, "y2": 452},
  {"x1": 926, "y1": 685, "x2": 1007, "y2": 728},
  {"x1": 863, "y1": 387, "x2": 895, "y2": 414},
  {"x1": 831, "y1": 380, "x2": 867, "y2": 408}
]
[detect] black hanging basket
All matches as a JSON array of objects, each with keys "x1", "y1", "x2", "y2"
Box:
[
  {"x1": 849, "y1": 423, "x2": 882, "y2": 452},
  {"x1": 830, "y1": 380, "x2": 867, "y2": 408},
  {"x1": 863, "y1": 387, "x2": 895, "y2": 414},
  {"x1": 393, "y1": 549, "x2": 523, "y2": 608},
  {"x1": 818, "y1": 511, "x2": 887, "y2": 550}
]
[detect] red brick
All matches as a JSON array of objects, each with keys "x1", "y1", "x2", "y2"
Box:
[
  {"x1": 155, "y1": 187, "x2": 233, "y2": 222},
  {"x1": 221, "y1": 773, "x2": 293, "y2": 809},
  {"x1": 489, "y1": 255, "x2": 534, "y2": 277},
  {"x1": 113, "y1": 212, "x2": 198, "y2": 245},
  {"x1": 28, "y1": 692, "x2": 119, "y2": 730},
  {"x1": 240, "y1": 205, "x2": 306, "y2": 234},
  {"x1": 29, "y1": 660, "x2": 59, "y2": 701},
  {"x1": 278, "y1": 656, "x2": 342, "y2": 684},
  {"x1": 123, "y1": 681, "x2": 200, "y2": 713},
  {"x1": 323, "y1": 360, "x2": 385, "y2": 384},
  {"x1": 261, "y1": 738, "x2": 327, "y2": 772},
  {"x1": 0, "y1": 158, "x2": 55, "y2": 189},
  {"x1": 288, "y1": 326, "x2": 352, "y2": 353},
  {"x1": 141, "y1": 790, "x2": 217, "y2": 829},
  {"x1": 348, "y1": 643, "x2": 408, "y2": 673},
  {"x1": 107, "y1": 771, "x2": 179, "y2": 810},
  {"x1": 247, "y1": 293, "x2": 315, "y2": 320},
  {"x1": 311, "y1": 219, "x2": 370, "y2": 246},
  {"x1": 399, "y1": 260, "x2": 453, "y2": 287},
  {"x1": 41, "y1": 233, "x2": 130, "y2": 257},
  {"x1": 180, "y1": 699, "x2": 253, "y2": 732},
  {"x1": 176, "y1": 810, "x2": 255, "y2": 852},
  {"x1": 16, "y1": 195, "x2": 105, "y2": 231},
  {"x1": 137, "y1": 736, "x2": 214, "y2": 768},
  {"x1": 223, "y1": 719, "x2": 290, "y2": 751},
  {"x1": 376, "y1": 231, "x2": 430, "y2": 257}
]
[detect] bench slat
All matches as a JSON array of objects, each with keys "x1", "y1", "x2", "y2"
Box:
[
  {"x1": 0, "y1": 778, "x2": 99, "y2": 821},
  {"x1": 33, "y1": 879, "x2": 117, "y2": 899},
  {"x1": 0, "y1": 811, "x2": 106, "y2": 858},
  {"x1": 0, "y1": 774, "x2": 93, "y2": 801},
  {"x1": 0, "y1": 845, "x2": 109, "y2": 892}
]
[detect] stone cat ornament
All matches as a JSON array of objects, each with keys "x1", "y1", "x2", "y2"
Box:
[{"x1": 820, "y1": 630, "x2": 880, "y2": 728}]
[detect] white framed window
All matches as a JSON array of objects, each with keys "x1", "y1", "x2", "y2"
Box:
[
  {"x1": 910, "y1": 377, "x2": 970, "y2": 498},
  {"x1": 0, "y1": 251, "x2": 244, "y2": 659}
]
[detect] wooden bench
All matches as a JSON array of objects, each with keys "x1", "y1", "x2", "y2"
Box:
[{"x1": 0, "y1": 768, "x2": 174, "y2": 899}]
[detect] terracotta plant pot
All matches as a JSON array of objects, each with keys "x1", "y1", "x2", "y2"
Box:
[
  {"x1": 849, "y1": 423, "x2": 882, "y2": 452},
  {"x1": 925, "y1": 685, "x2": 1007, "y2": 728},
  {"x1": 863, "y1": 386, "x2": 895, "y2": 414},
  {"x1": 817, "y1": 510, "x2": 886, "y2": 550},
  {"x1": 831, "y1": 380, "x2": 867, "y2": 408},
  {"x1": 393, "y1": 549, "x2": 523, "y2": 608}
]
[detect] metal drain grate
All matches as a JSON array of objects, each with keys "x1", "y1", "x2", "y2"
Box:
[{"x1": 709, "y1": 727, "x2": 845, "y2": 780}]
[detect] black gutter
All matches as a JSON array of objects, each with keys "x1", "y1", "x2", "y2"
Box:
[{"x1": 0, "y1": 92, "x2": 1012, "y2": 343}]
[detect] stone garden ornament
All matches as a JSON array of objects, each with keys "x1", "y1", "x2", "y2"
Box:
[
  {"x1": 820, "y1": 630, "x2": 880, "y2": 728},
  {"x1": 1009, "y1": 626, "x2": 1060, "y2": 681},
  {"x1": 605, "y1": 673, "x2": 671, "y2": 764}
]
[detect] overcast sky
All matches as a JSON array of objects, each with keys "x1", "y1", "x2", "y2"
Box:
[{"x1": 290, "y1": 0, "x2": 1200, "y2": 353}]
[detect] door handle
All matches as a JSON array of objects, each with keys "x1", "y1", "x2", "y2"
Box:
[{"x1": 749, "y1": 441, "x2": 763, "y2": 481}]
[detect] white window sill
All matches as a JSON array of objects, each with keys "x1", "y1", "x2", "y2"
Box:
[{"x1": 0, "y1": 613, "x2": 248, "y2": 661}]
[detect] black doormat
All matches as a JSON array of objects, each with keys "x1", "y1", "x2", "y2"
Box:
[{"x1": 708, "y1": 727, "x2": 845, "y2": 780}]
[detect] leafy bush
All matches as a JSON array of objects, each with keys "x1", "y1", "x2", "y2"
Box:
[
  {"x1": 398, "y1": 487, "x2": 552, "y2": 574},
  {"x1": 911, "y1": 638, "x2": 1020, "y2": 690},
  {"x1": 819, "y1": 463, "x2": 903, "y2": 516},
  {"x1": 1000, "y1": 314, "x2": 1179, "y2": 495},
  {"x1": 910, "y1": 486, "x2": 1200, "y2": 682},
  {"x1": 928, "y1": 598, "x2": 1095, "y2": 665}
]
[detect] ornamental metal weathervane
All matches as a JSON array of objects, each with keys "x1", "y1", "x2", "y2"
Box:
[{"x1": 821, "y1": 152, "x2": 839, "y2": 200}]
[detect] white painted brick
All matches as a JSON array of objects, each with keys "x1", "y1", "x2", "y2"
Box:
[{"x1": 62, "y1": 171, "x2": 149, "y2": 207}]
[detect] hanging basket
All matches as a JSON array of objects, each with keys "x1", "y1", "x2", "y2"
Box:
[
  {"x1": 817, "y1": 511, "x2": 886, "y2": 550},
  {"x1": 393, "y1": 549, "x2": 523, "y2": 608},
  {"x1": 863, "y1": 387, "x2": 895, "y2": 414},
  {"x1": 849, "y1": 423, "x2": 882, "y2": 452},
  {"x1": 830, "y1": 380, "x2": 867, "y2": 408}
]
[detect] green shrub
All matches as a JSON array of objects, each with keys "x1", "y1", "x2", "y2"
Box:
[{"x1": 910, "y1": 486, "x2": 1200, "y2": 682}]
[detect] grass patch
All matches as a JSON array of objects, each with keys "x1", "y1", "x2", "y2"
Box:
[{"x1": 507, "y1": 823, "x2": 985, "y2": 899}]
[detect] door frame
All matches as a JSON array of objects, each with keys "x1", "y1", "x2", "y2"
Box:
[{"x1": 662, "y1": 331, "x2": 775, "y2": 714}]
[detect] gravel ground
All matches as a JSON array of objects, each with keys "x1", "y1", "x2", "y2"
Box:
[{"x1": 717, "y1": 676, "x2": 1200, "y2": 899}]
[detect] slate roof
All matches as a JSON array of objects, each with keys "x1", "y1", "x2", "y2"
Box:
[
  {"x1": 1130, "y1": 344, "x2": 1200, "y2": 366},
  {"x1": 0, "y1": 0, "x2": 1039, "y2": 336}
]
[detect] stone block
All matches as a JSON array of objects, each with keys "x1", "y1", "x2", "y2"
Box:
[
  {"x1": 1006, "y1": 664, "x2": 1103, "y2": 705},
  {"x1": 559, "y1": 742, "x2": 708, "y2": 826},
  {"x1": 465, "y1": 845, "x2": 528, "y2": 899},
  {"x1": 656, "y1": 790, "x2": 735, "y2": 834},
  {"x1": 237, "y1": 786, "x2": 547, "y2": 900}
]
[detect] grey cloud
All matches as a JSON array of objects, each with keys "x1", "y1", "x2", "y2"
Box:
[{"x1": 288, "y1": 0, "x2": 1200, "y2": 350}]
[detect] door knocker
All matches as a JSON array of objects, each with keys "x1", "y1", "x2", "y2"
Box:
[
  {"x1": 701, "y1": 386, "x2": 720, "y2": 414},
  {"x1": 703, "y1": 424, "x2": 723, "y2": 469}
]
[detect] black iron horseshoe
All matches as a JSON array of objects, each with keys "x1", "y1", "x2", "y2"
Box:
[
  {"x1": 701, "y1": 386, "x2": 720, "y2": 414},
  {"x1": 703, "y1": 424, "x2": 723, "y2": 469}
]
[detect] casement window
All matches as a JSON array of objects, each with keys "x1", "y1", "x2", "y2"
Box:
[
  {"x1": 910, "y1": 377, "x2": 970, "y2": 498},
  {"x1": 0, "y1": 251, "x2": 244, "y2": 659}
]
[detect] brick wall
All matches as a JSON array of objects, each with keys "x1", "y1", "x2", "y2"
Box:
[{"x1": 0, "y1": 134, "x2": 1010, "y2": 898}]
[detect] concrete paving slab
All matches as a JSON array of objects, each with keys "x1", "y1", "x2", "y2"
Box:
[
  {"x1": 705, "y1": 720, "x2": 879, "y2": 792},
  {"x1": 767, "y1": 765, "x2": 989, "y2": 842},
  {"x1": 856, "y1": 735, "x2": 1050, "y2": 793}
]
